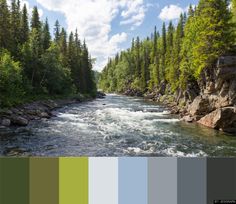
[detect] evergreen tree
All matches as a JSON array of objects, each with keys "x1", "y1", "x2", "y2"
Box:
[
  {"x1": 10, "y1": 0, "x2": 21, "y2": 56},
  {"x1": 161, "y1": 22, "x2": 167, "y2": 80},
  {"x1": 0, "y1": 0, "x2": 11, "y2": 50},
  {"x1": 54, "y1": 20, "x2": 60, "y2": 43},
  {"x1": 31, "y1": 6, "x2": 41, "y2": 31},
  {"x1": 41, "y1": 18, "x2": 51, "y2": 51},
  {"x1": 19, "y1": 4, "x2": 29, "y2": 44},
  {"x1": 193, "y1": 0, "x2": 234, "y2": 77},
  {"x1": 58, "y1": 28, "x2": 68, "y2": 66}
]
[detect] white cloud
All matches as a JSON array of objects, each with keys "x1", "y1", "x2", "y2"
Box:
[
  {"x1": 159, "y1": 4, "x2": 184, "y2": 21},
  {"x1": 120, "y1": 0, "x2": 146, "y2": 30},
  {"x1": 7, "y1": 0, "x2": 43, "y2": 18},
  {"x1": 35, "y1": 0, "x2": 146, "y2": 71}
]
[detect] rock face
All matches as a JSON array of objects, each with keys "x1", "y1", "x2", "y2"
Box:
[
  {"x1": 198, "y1": 107, "x2": 236, "y2": 133},
  {"x1": 188, "y1": 96, "x2": 213, "y2": 117},
  {"x1": 184, "y1": 56, "x2": 236, "y2": 133}
]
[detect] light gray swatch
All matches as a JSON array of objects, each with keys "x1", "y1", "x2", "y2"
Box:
[{"x1": 148, "y1": 158, "x2": 177, "y2": 204}]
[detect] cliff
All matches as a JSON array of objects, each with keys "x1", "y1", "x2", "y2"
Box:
[{"x1": 145, "y1": 56, "x2": 236, "y2": 134}]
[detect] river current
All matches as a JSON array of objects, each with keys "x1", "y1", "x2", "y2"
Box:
[{"x1": 0, "y1": 94, "x2": 236, "y2": 156}]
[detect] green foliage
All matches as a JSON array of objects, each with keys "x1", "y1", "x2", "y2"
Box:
[
  {"x1": 99, "y1": 0, "x2": 235, "y2": 96},
  {"x1": 40, "y1": 43, "x2": 73, "y2": 95},
  {"x1": 0, "y1": 0, "x2": 97, "y2": 108},
  {"x1": 0, "y1": 50, "x2": 24, "y2": 107}
]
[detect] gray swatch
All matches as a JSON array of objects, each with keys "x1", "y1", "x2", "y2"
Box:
[
  {"x1": 207, "y1": 158, "x2": 236, "y2": 204},
  {"x1": 178, "y1": 158, "x2": 207, "y2": 204}
]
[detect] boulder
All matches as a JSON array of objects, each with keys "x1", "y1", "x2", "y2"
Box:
[
  {"x1": 198, "y1": 107, "x2": 236, "y2": 133},
  {"x1": 11, "y1": 116, "x2": 29, "y2": 126},
  {"x1": 188, "y1": 96, "x2": 213, "y2": 117},
  {"x1": 96, "y1": 92, "x2": 106, "y2": 99},
  {"x1": 182, "y1": 115, "x2": 194, "y2": 123},
  {"x1": 39, "y1": 112, "x2": 50, "y2": 119},
  {"x1": 1, "y1": 119, "x2": 11, "y2": 127}
]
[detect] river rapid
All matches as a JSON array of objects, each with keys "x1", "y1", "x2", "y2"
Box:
[{"x1": 0, "y1": 94, "x2": 236, "y2": 157}]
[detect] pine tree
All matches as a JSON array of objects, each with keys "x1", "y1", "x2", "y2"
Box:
[
  {"x1": 31, "y1": 6, "x2": 41, "y2": 31},
  {"x1": 193, "y1": 0, "x2": 234, "y2": 77},
  {"x1": 10, "y1": 0, "x2": 22, "y2": 56},
  {"x1": 161, "y1": 22, "x2": 167, "y2": 80},
  {"x1": 41, "y1": 18, "x2": 51, "y2": 50},
  {"x1": 0, "y1": 0, "x2": 11, "y2": 50},
  {"x1": 58, "y1": 28, "x2": 68, "y2": 66},
  {"x1": 19, "y1": 4, "x2": 29, "y2": 44},
  {"x1": 135, "y1": 36, "x2": 141, "y2": 78},
  {"x1": 54, "y1": 20, "x2": 60, "y2": 43}
]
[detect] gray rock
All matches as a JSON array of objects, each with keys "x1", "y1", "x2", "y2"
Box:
[
  {"x1": 39, "y1": 112, "x2": 50, "y2": 119},
  {"x1": 11, "y1": 116, "x2": 29, "y2": 126},
  {"x1": 188, "y1": 96, "x2": 213, "y2": 117},
  {"x1": 182, "y1": 115, "x2": 194, "y2": 123},
  {"x1": 198, "y1": 107, "x2": 236, "y2": 133},
  {"x1": 1, "y1": 119, "x2": 11, "y2": 127}
]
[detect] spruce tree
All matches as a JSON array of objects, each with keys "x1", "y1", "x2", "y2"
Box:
[
  {"x1": 31, "y1": 6, "x2": 41, "y2": 31},
  {"x1": 161, "y1": 22, "x2": 167, "y2": 80},
  {"x1": 0, "y1": 0, "x2": 11, "y2": 50},
  {"x1": 54, "y1": 20, "x2": 60, "y2": 43},
  {"x1": 193, "y1": 0, "x2": 234, "y2": 76},
  {"x1": 42, "y1": 18, "x2": 51, "y2": 51},
  {"x1": 20, "y1": 4, "x2": 29, "y2": 44},
  {"x1": 10, "y1": 0, "x2": 22, "y2": 57}
]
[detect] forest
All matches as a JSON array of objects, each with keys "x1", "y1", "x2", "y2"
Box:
[
  {"x1": 99, "y1": 0, "x2": 236, "y2": 97},
  {"x1": 0, "y1": 0, "x2": 96, "y2": 107}
]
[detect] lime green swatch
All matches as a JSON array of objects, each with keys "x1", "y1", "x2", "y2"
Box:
[
  {"x1": 0, "y1": 157, "x2": 29, "y2": 204},
  {"x1": 59, "y1": 157, "x2": 88, "y2": 204},
  {"x1": 29, "y1": 158, "x2": 59, "y2": 204}
]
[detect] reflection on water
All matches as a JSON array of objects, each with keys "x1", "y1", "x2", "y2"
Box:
[{"x1": 0, "y1": 94, "x2": 236, "y2": 157}]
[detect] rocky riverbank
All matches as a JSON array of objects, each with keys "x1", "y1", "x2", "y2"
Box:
[
  {"x1": 0, "y1": 92, "x2": 106, "y2": 128},
  {"x1": 126, "y1": 56, "x2": 236, "y2": 134}
]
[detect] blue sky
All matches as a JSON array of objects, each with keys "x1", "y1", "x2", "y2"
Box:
[{"x1": 21, "y1": 0, "x2": 199, "y2": 71}]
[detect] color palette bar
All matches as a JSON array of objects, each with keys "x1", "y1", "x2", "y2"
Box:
[{"x1": 0, "y1": 158, "x2": 236, "y2": 204}]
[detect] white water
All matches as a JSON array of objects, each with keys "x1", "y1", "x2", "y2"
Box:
[{"x1": 0, "y1": 94, "x2": 236, "y2": 156}]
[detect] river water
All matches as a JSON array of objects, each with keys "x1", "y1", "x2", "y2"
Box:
[{"x1": 0, "y1": 94, "x2": 236, "y2": 157}]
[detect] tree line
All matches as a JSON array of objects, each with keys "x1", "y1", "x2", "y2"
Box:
[
  {"x1": 99, "y1": 0, "x2": 235, "y2": 96},
  {"x1": 0, "y1": 0, "x2": 96, "y2": 107}
]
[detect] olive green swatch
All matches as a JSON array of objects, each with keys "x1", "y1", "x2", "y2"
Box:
[
  {"x1": 59, "y1": 157, "x2": 88, "y2": 204},
  {"x1": 29, "y1": 157, "x2": 59, "y2": 204},
  {"x1": 0, "y1": 157, "x2": 29, "y2": 204}
]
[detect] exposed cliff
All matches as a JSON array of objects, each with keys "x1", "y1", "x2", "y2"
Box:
[{"x1": 145, "y1": 56, "x2": 236, "y2": 134}]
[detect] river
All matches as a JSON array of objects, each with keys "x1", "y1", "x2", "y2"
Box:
[{"x1": 0, "y1": 94, "x2": 236, "y2": 157}]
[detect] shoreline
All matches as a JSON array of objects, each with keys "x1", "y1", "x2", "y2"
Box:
[
  {"x1": 0, "y1": 92, "x2": 105, "y2": 128},
  {"x1": 121, "y1": 90, "x2": 236, "y2": 135}
]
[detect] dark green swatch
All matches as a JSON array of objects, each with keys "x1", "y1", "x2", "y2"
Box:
[{"x1": 0, "y1": 158, "x2": 29, "y2": 204}]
